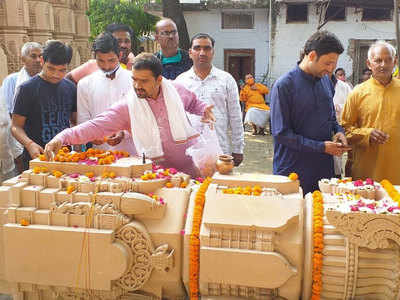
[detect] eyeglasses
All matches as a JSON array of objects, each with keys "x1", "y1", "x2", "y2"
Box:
[{"x1": 159, "y1": 30, "x2": 178, "y2": 37}]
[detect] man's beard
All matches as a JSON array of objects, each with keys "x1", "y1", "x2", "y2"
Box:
[
  {"x1": 135, "y1": 88, "x2": 148, "y2": 98},
  {"x1": 120, "y1": 48, "x2": 130, "y2": 64}
]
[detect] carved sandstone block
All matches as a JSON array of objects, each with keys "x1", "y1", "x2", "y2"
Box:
[
  {"x1": 21, "y1": 186, "x2": 44, "y2": 207},
  {"x1": 29, "y1": 173, "x2": 48, "y2": 186},
  {"x1": 16, "y1": 207, "x2": 36, "y2": 223},
  {"x1": 9, "y1": 182, "x2": 28, "y2": 207},
  {"x1": 33, "y1": 209, "x2": 51, "y2": 225},
  {"x1": 3, "y1": 224, "x2": 130, "y2": 290},
  {"x1": 0, "y1": 186, "x2": 11, "y2": 207},
  {"x1": 39, "y1": 188, "x2": 60, "y2": 209}
]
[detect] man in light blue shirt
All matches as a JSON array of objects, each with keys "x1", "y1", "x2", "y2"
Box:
[
  {"x1": 0, "y1": 42, "x2": 42, "y2": 173},
  {"x1": 1, "y1": 42, "x2": 42, "y2": 113}
]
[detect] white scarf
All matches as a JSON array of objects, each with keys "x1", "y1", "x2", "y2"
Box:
[
  {"x1": 12, "y1": 67, "x2": 30, "y2": 157},
  {"x1": 126, "y1": 79, "x2": 198, "y2": 159},
  {"x1": 0, "y1": 96, "x2": 15, "y2": 174},
  {"x1": 15, "y1": 67, "x2": 31, "y2": 94}
]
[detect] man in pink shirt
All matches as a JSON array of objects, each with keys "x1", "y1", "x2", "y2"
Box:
[
  {"x1": 66, "y1": 24, "x2": 135, "y2": 84},
  {"x1": 45, "y1": 53, "x2": 215, "y2": 176}
]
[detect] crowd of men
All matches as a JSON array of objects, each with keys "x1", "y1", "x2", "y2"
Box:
[{"x1": 0, "y1": 19, "x2": 399, "y2": 196}]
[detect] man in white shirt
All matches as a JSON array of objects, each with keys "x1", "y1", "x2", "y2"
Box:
[
  {"x1": 176, "y1": 33, "x2": 244, "y2": 166},
  {"x1": 77, "y1": 32, "x2": 136, "y2": 154},
  {"x1": 331, "y1": 73, "x2": 352, "y2": 177}
]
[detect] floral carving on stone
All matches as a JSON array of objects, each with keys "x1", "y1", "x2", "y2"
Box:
[
  {"x1": 326, "y1": 210, "x2": 400, "y2": 249},
  {"x1": 114, "y1": 221, "x2": 174, "y2": 291}
]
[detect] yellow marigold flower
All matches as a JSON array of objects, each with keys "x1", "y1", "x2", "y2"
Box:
[
  {"x1": 66, "y1": 185, "x2": 75, "y2": 194},
  {"x1": 20, "y1": 219, "x2": 30, "y2": 226}
]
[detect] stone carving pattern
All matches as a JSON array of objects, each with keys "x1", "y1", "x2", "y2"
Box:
[
  {"x1": 6, "y1": 41, "x2": 19, "y2": 73},
  {"x1": 327, "y1": 211, "x2": 400, "y2": 249},
  {"x1": 328, "y1": 211, "x2": 400, "y2": 300},
  {"x1": 205, "y1": 227, "x2": 280, "y2": 296},
  {"x1": 114, "y1": 222, "x2": 174, "y2": 291},
  {"x1": 52, "y1": 286, "x2": 125, "y2": 300},
  {"x1": 209, "y1": 227, "x2": 274, "y2": 251},
  {"x1": 49, "y1": 200, "x2": 131, "y2": 230},
  {"x1": 394, "y1": 245, "x2": 400, "y2": 300},
  {"x1": 54, "y1": 13, "x2": 60, "y2": 32},
  {"x1": 0, "y1": 0, "x2": 6, "y2": 26},
  {"x1": 207, "y1": 283, "x2": 276, "y2": 299},
  {"x1": 1, "y1": 0, "x2": 90, "y2": 76},
  {"x1": 28, "y1": 2, "x2": 37, "y2": 28},
  {"x1": 17, "y1": 0, "x2": 23, "y2": 23},
  {"x1": 343, "y1": 240, "x2": 358, "y2": 300}
]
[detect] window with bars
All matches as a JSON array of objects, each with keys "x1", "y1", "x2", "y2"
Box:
[
  {"x1": 286, "y1": 4, "x2": 308, "y2": 23},
  {"x1": 325, "y1": 5, "x2": 346, "y2": 21},
  {"x1": 362, "y1": 8, "x2": 392, "y2": 21},
  {"x1": 221, "y1": 12, "x2": 255, "y2": 29}
]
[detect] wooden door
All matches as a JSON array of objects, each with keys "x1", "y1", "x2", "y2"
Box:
[{"x1": 224, "y1": 49, "x2": 255, "y2": 84}]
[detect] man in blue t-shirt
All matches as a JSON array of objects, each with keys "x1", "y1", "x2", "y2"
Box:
[{"x1": 12, "y1": 40, "x2": 77, "y2": 170}]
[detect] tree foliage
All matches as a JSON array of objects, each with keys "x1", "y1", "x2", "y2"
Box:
[
  {"x1": 162, "y1": 0, "x2": 190, "y2": 50},
  {"x1": 87, "y1": 0, "x2": 159, "y2": 53}
]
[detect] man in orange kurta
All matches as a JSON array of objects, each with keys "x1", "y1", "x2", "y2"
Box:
[
  {"x1": 240, "y1": 74, "x2": 270, "y2": 135},
  {"x1": 341, "y1": 41, "x2": 400, "y2": 183}
]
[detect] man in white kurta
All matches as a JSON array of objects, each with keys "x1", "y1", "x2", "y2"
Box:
[
  {"x1": 77, "y1": 32, "x2": 136, "y2": 155},
  {"x1": 332, "y1": 75, "x2": 352, "y2": 176},
  {"x1": 176, "y1": 33, "x2": 244, "y2": 166}
]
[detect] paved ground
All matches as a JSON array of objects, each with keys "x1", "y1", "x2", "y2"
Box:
[{"x1": 235, "y1": 128, "x2": 274, "y2": 174}]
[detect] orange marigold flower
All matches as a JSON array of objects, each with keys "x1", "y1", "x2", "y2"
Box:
[
  {"x1": 66, "y1": 185, "x2": 75, "y2": 194},
  {"x1": 253, "y1": 185, "x2": 262, "y2": 193},
  {"x1": 109, "y1": 172, "x2": 116, "y2": 179},
  {"x1": 39, "y1": 154, "x2": 47, "y2": 161},
  {"x1": 165, "y1": 182, "x2": 173, "y2": 188},
  {"x1": 20, "y1": 219, "x2": 30, "y2": 226},
  {"x1": 180, "y1": 182, "x2": 188, "y2": 188},
  {"x1": 311, "y1": 189, "x2": 324, "y2": 299},
  {"x1": 62, "y1": 146, "x2": 70, "y2": 153},
  {"x1": 33, "y1": 166, "x2": 41, "y2": 174},
  {"x1": 288, "y1": 172, "x2": 298, "y2": 181},
  {"x1": 85, "y1": 172, "x2": 94, "y2": 178},
  {"x1": 53, "y1": 170, "x2": 63, "y2": 178}
]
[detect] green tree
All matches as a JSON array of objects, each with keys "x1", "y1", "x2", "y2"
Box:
[
  {"x1": 87, "y1": 0, "x2": 159, "y2": 54},
  {"x1": 162, "y1": 0, "x2": 190, "y2": 50}
]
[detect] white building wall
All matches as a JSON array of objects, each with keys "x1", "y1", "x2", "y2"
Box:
[
  {"x1": 271, "y1": 4, "x2": 396, "y2": 82},
  {"x1": 183, "y1": 8, "x2": 269, "y2": 79}
]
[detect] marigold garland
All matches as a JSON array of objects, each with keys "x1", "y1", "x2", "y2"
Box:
[
  {"x1": 380, "y1": 179, "x2": 400, "y2": 205},
  {"x1": 311, "y1": 190, "x2": 324, "y2": 300},
  {"x1": 189, "y1": 177, "x2": 212, "y2": 300}
]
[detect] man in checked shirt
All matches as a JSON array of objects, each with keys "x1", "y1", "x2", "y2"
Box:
[{"x1": 176, "y1": 33, "x2": 245, "y2": 166}]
